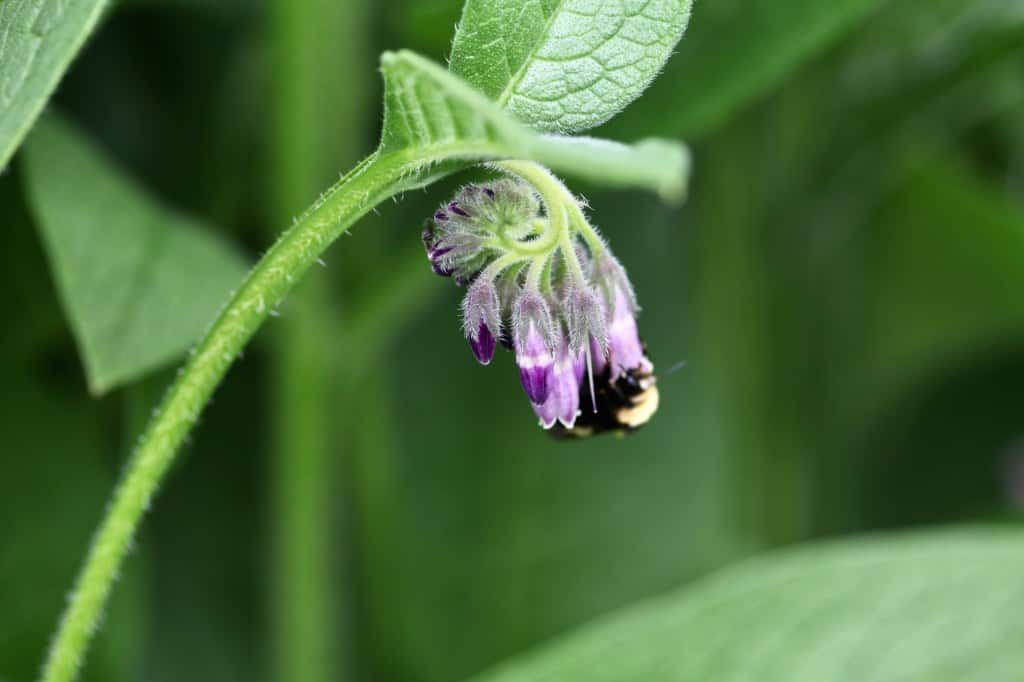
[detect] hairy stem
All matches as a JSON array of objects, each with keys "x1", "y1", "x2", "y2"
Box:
[
  {"x1": 494, "y1": 160, "x2": 592, "y2": 283},
  {"x1": 39, "y1": 151, "x2": 407, "y2": 682},
  {"x1": 481, "y1": 252, "x2": 530, "y2": 280}
]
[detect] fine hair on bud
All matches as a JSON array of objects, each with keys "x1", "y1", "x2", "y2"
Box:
[
  {"x1": 512, "y1": 289, "x2": 558, "y2": 405},
  {"x1": 563, "y1": 283, "x2": 608, "y2": 357},
  {"x1": 461, "y1": 278, "x2": 501, "y2": 365}
]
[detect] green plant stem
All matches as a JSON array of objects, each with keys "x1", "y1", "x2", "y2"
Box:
[
  {"x1": 495, "y1": 160, "x2": 590, "y2": 277},
  {"x1": 344, "y1": 372, "x2": 405, "y2": 680},
  {"x1": 39, "y1": 150, "x2": 407, "y2": 682},
  {"x1": 267, "y1": 0, "x2": 368, "y2": 679},
  {"x1": 269, "y1": 284, "x2": 336, "y2": 682}
]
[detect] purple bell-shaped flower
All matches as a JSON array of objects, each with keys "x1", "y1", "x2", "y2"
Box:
[
  {"x1": 512, "y1": 289, "x2": 557, "y2": 405},
  {"x1": 593, "y1": 253, "x2": 652, "y2": 378},
  {"x1": 532, "y1": 334, "x2": 581, "y2": 429},
  {"x1": 607, "y1": 284, "x2": 652, "y2": 377}
]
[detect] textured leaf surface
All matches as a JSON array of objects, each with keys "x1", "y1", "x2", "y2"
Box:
[
  {"x1": 0, "y1": 0, "x2": 110, "y2": 169},
  {"x1": 449, "y1": 0, "x2": 692, "y2": 133},
  {"x1": 22, "y1": 115, "x2": 250, "y2": 394},
  {"x1": 474, "y1": 529, "x2": 1024, "y2": 682},
  {"x1": 380, "y1": 50, "x2": 689, "y2": 200}
]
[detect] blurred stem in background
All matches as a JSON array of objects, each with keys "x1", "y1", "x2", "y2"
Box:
[
  {"x1": 267, "y1": 0, "x2": 370, "y2": 680},
  {"x1": 695, "y1": 124, "x2": 817, "y2": 548},
  {"x1": 345, "y1": 370, "x2": 407, "y2": 680}
]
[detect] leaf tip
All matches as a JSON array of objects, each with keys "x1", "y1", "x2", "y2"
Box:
[
  {"x1": 639, "y1": 139, "x2": 692, "y2": 205},
  {"x1": 85, "y1": 373, "x2": 110, "y2": 398}
]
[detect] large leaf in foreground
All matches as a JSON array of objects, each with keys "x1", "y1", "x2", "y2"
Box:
[
  {"x1": 449, "y1": 0, "x2": 693, "y2": 133},
  {"x1": 22, "y1": 114, "x2": 249, "y2": 394},
  {"x1": 0, "y1": 0, "x2": 111, "y2": 169},
  {"x1": 475, "y1": 529, "x2": 1024, "y2": 681}
]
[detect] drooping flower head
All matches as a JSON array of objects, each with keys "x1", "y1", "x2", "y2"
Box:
[{"x1": 423, "y1": 169, "x2": 658, "y2": 435}]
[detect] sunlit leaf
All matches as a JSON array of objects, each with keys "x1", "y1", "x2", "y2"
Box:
[
  {"x1": 450, "y1": 0, "x2": 692, "y2": 133},
  {"x1": 0, "y1": 0, "x2": 111, "y2": 169}
]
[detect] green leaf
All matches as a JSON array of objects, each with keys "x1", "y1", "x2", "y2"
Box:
[
  {"x1": 609, "y1": 0, "x2": 889, "y2": 138},
  {"x1": 21, "y1": 114, "x2": 250, "y2": 395},
  {"x1": 379, "y1": 50, "x2": 689, "y2": 201},
  {"x1": 0, "y1": 0, "x2": 111, "y2": 170},
  {"x1": 449, "y1": 0, "x2": 692, "y2": 133},
  {"x1": 474, "y1": 529, "x2": 1024, "y2": 682}
]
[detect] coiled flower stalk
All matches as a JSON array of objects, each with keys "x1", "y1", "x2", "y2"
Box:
[{"x1": 421, "y1": 162, "x2": 658, "y2": 436}]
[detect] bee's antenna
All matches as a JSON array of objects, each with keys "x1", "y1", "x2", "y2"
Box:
[
  {"x1": 585, "y1": 344, "x2": 598, "y2": 413},
  {"x1": 665, "y1": 360, "x2": 688, "y2": 376}
]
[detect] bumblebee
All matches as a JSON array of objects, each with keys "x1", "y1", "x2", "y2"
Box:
[{"x1": 552, "y1": 364, "x2": 660, "y2": 439}]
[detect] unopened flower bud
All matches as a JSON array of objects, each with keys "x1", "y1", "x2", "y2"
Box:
[
  {"x1": 462, "y1": 278, "x2": 501, "y2": 365},
  {"x1": 589, "y1": 253, "x2": 651, "y2": 378},
  {"x1": 422, "y1": 219, "x2": 454, "y2": 276},
  {"x1": 453, "y1": 179, "x2": 539, "y2": 233},
  {"x1": 607, "y1": 283, "x2": 653, "y2": 377},
  {"x1": 424, "y1": 180, "x2": 542, "y2": 285},
  {"x1": 592, "y1": 252, "x2": 638, "y2": 317},
  {"x1": 512, "y1": 290, "x2": 557, "y2": 404},
  {"x1": 563, "y1": 284, "x2": 608, "y2": 358},
  {"x1": 496, "y1": 271, "x2": 523, "y2": 350}
]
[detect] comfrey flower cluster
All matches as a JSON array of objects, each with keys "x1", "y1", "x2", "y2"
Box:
[{"x1": 422, "y1": 164, "x2": 658, "y2": 436}]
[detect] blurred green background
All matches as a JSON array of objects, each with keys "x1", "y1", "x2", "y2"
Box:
[{"x1": 2, "y1": 0, "x2": 1024, "y2": 680}]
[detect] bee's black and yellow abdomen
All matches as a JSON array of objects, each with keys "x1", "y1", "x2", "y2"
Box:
[{"x1": 551, "y1": 365, "x2": 659, "y2": 439}]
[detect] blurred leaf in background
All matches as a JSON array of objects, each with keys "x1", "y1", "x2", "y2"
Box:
[
  {"x1": 0, "y1": 0, "x2": 110, "y2": 169},
  {"x1": 22, "y1": 114, "x2": 249, "y2": 394}
]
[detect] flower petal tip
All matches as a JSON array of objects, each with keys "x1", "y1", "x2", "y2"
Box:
[
  {"x1": 519, "y1": 365, "x2": 551, "y2": 405},
  {"x1": 469, "y1": 323, "x2": 497, "y2": 365}
]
